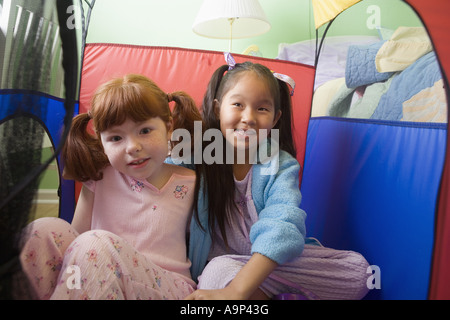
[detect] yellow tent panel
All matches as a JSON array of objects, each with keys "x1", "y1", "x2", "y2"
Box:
[{"x1": 312, "y1": 0, "x2": 362, "y2": 29}]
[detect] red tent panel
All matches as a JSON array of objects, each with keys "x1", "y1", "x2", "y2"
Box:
[
  {"x1": 78, "y1": 44, "x2": 315, "y2": 195},
  {"x1": 406, "y1": 0, "x2": 450, "y2": 300}
]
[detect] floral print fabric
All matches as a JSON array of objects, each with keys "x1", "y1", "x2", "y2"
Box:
[{"x1": 20, "y1": 217, "x2": 195, "y2": 300}]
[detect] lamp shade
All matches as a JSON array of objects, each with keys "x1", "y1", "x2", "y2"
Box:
[{"x1": 192, "y1": 0, "x2": 271, "y2": 39}]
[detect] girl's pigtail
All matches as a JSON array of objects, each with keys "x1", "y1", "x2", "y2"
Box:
[
  {"x1": 276, "y1": 80, "x2": 297, "y2": 158},
  {"x1": 169, "y1": 91, "x2": 203, "y2": 152},
  {"x1": 198, "y1": 64, "x2": 236, "y2": 245},
  {"x1": 201, "y1": 65, "x2": 229, "y2": 129},
  {"x1": 62, "y1": 113, "x2": 109, "y2": 182},
  {"x1": 169, "y1": 91, "x2": 202, "y2": 134}
]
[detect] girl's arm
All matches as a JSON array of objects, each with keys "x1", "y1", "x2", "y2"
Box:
[
  {"x1": 250, "y1": 151, "x2": 306, "y2": 265},
  {"x1": 71, "y1": 185, "x2": 94, "y2": 234},
  {"x1": 185, "y1": 253, "x2": 277, "y2": 300}
]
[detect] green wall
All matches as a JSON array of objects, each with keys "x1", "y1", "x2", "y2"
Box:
[
  {"x1": 85, "y1": 0, "x2": 422, "y2": 59},
  {"x1": 39, "y1": 147, "x2": 59, "y2": 189},
  {"x1": 85, "y1": 0, "x2": 310, "y2": 58}
]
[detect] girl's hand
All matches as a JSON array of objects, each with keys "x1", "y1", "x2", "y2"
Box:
[{"x1": 186, "y1": 253, "x2": 277, "y2": 300}]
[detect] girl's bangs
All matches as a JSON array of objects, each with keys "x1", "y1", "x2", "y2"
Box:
[{"x1": 95, "y1": 84, "x2": 167, "y2": 131}]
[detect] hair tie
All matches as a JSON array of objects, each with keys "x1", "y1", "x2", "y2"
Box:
[
  {"x1": 273, "y1": 72, "x2": 296, "y2": 96},
  {"x1": 87, "y1": 110, "x2": 93, "y2": 119},
  {"x1": 167, "y1": 93, "x2": 173, "y2": 102},
  {"x1": 224, "y1": 52, "x2": 236, "y2": 70}
]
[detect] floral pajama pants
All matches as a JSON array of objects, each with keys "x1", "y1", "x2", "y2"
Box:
[{"x1": 20, "y1": 217, "x2": 195, "y2": 300}]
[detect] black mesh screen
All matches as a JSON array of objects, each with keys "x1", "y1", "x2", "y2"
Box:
[{"x1": 0, "y1": 0, "x2": 80, "y2": 299}]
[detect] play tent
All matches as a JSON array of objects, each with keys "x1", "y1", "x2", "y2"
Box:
[{"x1": 1, "y1": 0, "x2": 449, "y2": 300}]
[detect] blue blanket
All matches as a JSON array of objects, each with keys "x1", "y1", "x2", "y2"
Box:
[
  {"x1": 345, "y1": 41, "x2": 394, "y2": 88},
  {"x1": 325, "y1": 41, "x2": 442, "y2": 122},
  {"x1": 371, "y1": 51, "x2": 442, "y2": 121}
]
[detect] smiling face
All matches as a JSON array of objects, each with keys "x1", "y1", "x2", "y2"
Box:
[
  {"x1": 100, "y1": 117, "x2": 171, "y2": 184},
  {"x1": 217, "y1": 72, "x2": 281, "y2": 160}
]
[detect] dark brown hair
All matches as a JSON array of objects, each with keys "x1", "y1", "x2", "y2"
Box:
[
  {"x1": 62, "y1": 74, "x2": 202, "y2": 182},
  {"x1": 198, "y1": 61, "x2": 297, "y2": 246}
]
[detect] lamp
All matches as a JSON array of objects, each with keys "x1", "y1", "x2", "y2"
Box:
[{"x1": 192, "y1": 0, "x2": 271, "y2": 52}]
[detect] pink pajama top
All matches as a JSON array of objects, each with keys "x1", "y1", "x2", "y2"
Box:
[{"x1": 84, "y1": 165, "x2": 196, "y2": 285}]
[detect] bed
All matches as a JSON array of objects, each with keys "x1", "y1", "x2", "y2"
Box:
[{"x1": 277, "y1": 27, "x2": 447, "y2": 123}]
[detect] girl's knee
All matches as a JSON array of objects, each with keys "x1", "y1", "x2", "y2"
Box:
[
  {"x1": 20, "y1": 217, "x2": 77, "y2": 259},
  {"x1": 20, "y1": 217, "x2": 77, "y2": 299},
  {"x1": 65, "y1": 230, "x2": 126, "y2": 261},
  {"x1": 197, "y1": 256, "x2": 243, "y2": 290},
  {"x1": 22, "y1": 217, "x2": 72, "y2": 237}
]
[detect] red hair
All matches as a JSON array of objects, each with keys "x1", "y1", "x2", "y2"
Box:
[{"x1": 62, "y1": 74, "x2": 202, "y2": 181}]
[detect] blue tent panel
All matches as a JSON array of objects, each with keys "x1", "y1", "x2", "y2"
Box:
[
  {"x1": 0, "y1": 90, "x2": 78, "y2": 222},
  {"x1": 300, "y1": 117, "x2": 446, "y2": 299}
]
